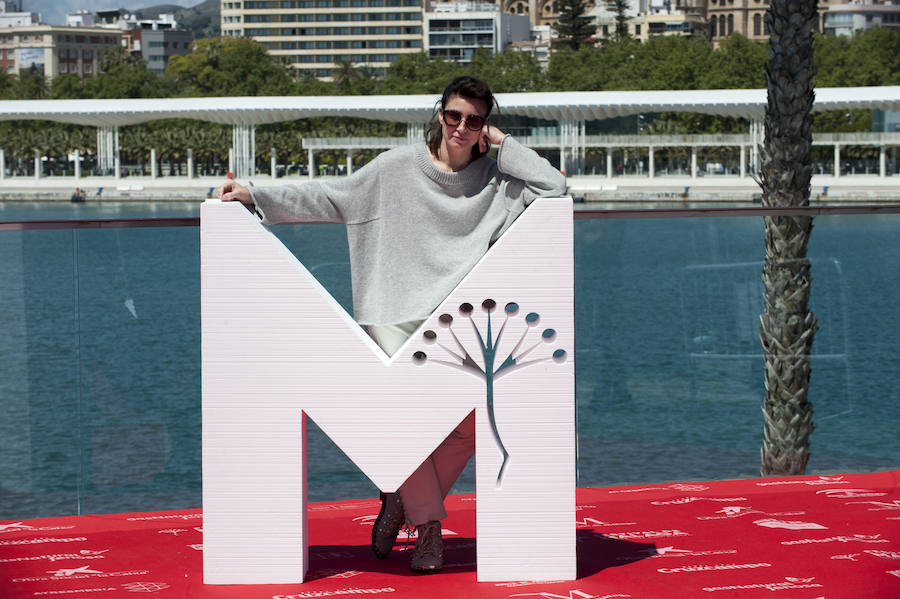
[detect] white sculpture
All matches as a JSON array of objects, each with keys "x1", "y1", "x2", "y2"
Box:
[{"x1": 201, "y1": 197, "x2": 575, "y2": 584}]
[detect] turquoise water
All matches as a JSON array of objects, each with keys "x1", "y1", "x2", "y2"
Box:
[{"x1": 1, "y1": 201, "x2": 898, "y2": 519}]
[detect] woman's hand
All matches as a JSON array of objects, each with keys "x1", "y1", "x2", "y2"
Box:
[
  {"x1": 217, "y1": 180, "x2": 253, "y2": 204},
  {"x1": 479, "y1": 123, "x2": 506, "y2": 153}
]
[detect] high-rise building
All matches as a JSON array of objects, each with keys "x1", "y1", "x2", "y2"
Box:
[
  {"x1": 221, "y1": 0, "x2": 425, "y2": 80},
  {"x1": 425, "y1": 2, "x2": 531, "y2": 63}
]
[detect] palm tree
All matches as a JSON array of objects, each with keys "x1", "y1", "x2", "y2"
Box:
[{"x1": 758, "y1": 0, "x2": 819, "y2": 476}]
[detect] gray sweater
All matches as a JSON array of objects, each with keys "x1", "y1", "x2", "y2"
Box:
[{"x1": 250, "y1": 135, "x2": 567, "y2": 325}]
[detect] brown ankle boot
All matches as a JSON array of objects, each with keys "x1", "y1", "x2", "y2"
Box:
[
  {"x1": 410, "y1": 520, "x2": 443, "y2": 573},
  {"x1": 371, "y1": 492, "x2": 404, "y2": 559}
]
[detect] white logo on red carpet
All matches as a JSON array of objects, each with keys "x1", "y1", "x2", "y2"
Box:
[
  {"x1": 698, "y1": 506, "x2": 805, "y2": 521},
  {"x1": 753, "y1": 518, "x2": 827, "y2": 530},
  {"x1": 0, "y1": 536, "x2": 87, "y2": 546},
  {"x1": 494, "y1": 580, "x2": 568, "y2": 588},
  {"x1": 608, "y1": 483, "x2": 709, "y2": 494},
  {"x1": 658, "y1": 562, "x2": 771, "y2": 574},
  {"x1": 783, "y1": 534, "x2": 887, "y2": 545},
  {"x1": 756, "y1": 476, "x2": 848, "y2": 487},
  {"x1": 188, "y1": 543, "x2": 203, "y2": 551},
  {"x1": 702, "y1": 576, "x2": 822, "y2": 592},
  {"x1": 622, "y1": 546, "x2": 737, "y2": 560},
  {"x1": 888, "y1": 570, "x2": 900, "y2": 578},
  {"x1": 158, "y1": 528, "x2": 189, "y2": 535},
  {"x1": 0, "y1": 549, "x2": 108, "y2": 563},
  {"x1": 122, "y1": 582, "x2": 171, "y2": 592},
  {"x1": 510, "y1": 590, "x2": 629, "y2": 599},
  {"x1": 273, "y1": 588, "x2": 396, "y2": 599},
  {"x1": 816, "y1": 488, "x2": 888, "y2": 499},
  {"x1": 0, "y1": 522, "x2": 75, "y2": 533},
  {"x1": 831, "y1": 550, "x2": 900, "y2": 561},
  {"x1": 652, "y1": 496, "x2": 748, "y2": 506},
  {"x1": 14, "y1": 567, "x2": 150, "y2": 583},
  {"x1": 849, "y1": 499, "x2": 900, "y2": 511},
  {"x1": 606, "y1": 529, "x2": 690, "y2": 540},
  {"x1": 576, "y1": 517, "x2": 637, "y2": 528},
  {"x1": 49, "y1": 565, "x2": 104, "y2": 577}
]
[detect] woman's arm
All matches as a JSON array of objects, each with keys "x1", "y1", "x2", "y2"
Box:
[{"x1": 494, "y1": 133, "x2": 567, "y2": 201}]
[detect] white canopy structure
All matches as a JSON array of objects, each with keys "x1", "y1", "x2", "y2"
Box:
[{"x1": 1, "y1": 86, "x2": 898, "y2": 177}]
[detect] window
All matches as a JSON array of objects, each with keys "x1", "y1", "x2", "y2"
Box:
[
  {"x1": 727, "y1": 13, "x2": 734, "y2": 34},
  {"x1": 753, "y1": 13, "x2": 761, "y2": 35},
  {"x1": 710, "y1": 17, "x2": 716, "y2": 37}
]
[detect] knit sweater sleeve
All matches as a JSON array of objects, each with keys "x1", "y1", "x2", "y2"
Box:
[
  {"x1": 248, "y1": 152, "x2": 387, "y2": 226},
  {"x1": 495, "y1": 135, "x2": 568, "y2": 203}
]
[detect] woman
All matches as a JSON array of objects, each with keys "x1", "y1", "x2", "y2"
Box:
[{"x1": 218, "y1": 75, "x2": 566, "y2": 573}]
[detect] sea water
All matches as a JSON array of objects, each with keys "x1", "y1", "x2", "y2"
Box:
[{"x1": 1, "y1": 201, "x2": 898, "y2": 518}]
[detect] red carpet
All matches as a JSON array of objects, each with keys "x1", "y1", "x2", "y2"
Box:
[{"x1": 2, "y1": 471, "x2": 898, "y2": 598}]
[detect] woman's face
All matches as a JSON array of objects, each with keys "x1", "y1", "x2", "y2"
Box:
[{"x1": 439, "y1": 94, "x2": 489, "y2": 155}]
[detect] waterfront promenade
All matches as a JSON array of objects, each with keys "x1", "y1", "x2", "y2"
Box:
[{"x1": 3, "y1": 172, "x2": 900, "y2": 203}]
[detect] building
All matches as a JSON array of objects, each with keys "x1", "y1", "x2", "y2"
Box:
[
  {"x1": 499, "y1": 0, "x2": 598, "y2": 29},
  {"x1": 823, "y1": 1, "x2": 900, "y2": 36},
  {"x1": 91, "y1": 9, "x2": 194, "y2": 75},
  {"x1": 708, "y1": 0, "x2": 841, "y2": 46},
  {"x1": 0, "y1": 24, "x2": 121, "y2": 79},
  {"x1": 221, "y1": 0, "x2": 425, "y2": 80},
  {"x1": 507, "y1": 23, "x2": 551, "y2": 69},
  {"x1": 628, "y1": 0, "x2": 707, "y2": 41},
  {"x1": 0, "y1": 0, "x2": 37, "y2": 27},
  {"x1": 425, "y1": 2, "x2": 531, "y2": 63}
]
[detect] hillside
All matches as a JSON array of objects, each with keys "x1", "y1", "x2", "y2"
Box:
[{"x1": 135, "y1": 0, "x2": 219, "y2": 39}]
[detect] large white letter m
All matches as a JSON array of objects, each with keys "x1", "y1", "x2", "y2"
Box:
[{"x1": 201, "y1": 198, "x2": 575, "y2": 584}]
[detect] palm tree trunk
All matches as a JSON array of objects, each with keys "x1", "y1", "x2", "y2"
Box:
[{"x1": 758, "y1": 0, "x2": 819, "y2": 476}]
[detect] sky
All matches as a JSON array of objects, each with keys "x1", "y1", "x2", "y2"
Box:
[{"x1": 22, "y1": 0, "x2": 200, "y2": 26}]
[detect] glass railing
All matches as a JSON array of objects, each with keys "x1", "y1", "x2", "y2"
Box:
[{"x1": 2, "y1": 203, "x2": 898, "y2": 520}]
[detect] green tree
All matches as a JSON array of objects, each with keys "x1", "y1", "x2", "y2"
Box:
[
  {"x1": 605, "y1": 0, "x2": 630, "y2": 41},
  {"x1": 701, "y1": 33, "x2": 767, "y2": 89},
  {"x1": 13, "y1": 68, "x2": 49, "y2": 99},
  {"x1": 468, "y1": 48, "x2": 542, "y2": 93},
  {"x1": 165, "y1": 37, "x2": 295, "y2": 96},
  {"x1": 84, "y1": 48, "x2": 168, "y2": 98},
  {"x1": 758, "y1": 0, "x2": 818, "y2": 477},
  {"x1": 49, "y1": 73, "x2": 87, "y2": 99},
  {"x1": 381, "y1": 52, "x2": 461, "y2": 94},
  {"x1": 552, "y1": 0, "x2": 597, "y2": 50}
]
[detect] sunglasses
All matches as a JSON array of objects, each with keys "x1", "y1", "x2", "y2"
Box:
[{"x1": 441, "y1": 109, "x2": 488, "y2": 132}]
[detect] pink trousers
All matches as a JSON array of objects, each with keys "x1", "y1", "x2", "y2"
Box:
[{"x1": 367, "y1": 321, "x2": 476, "y2": 526}]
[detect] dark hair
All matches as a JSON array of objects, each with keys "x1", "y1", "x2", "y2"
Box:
[{"x1": 425, "y1": 76, "x2": 498, "y2": 162}]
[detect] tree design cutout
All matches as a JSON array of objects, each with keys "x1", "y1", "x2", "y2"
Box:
[{"x1": 412, "y1": 299, "x2": 567, "y2": 486}]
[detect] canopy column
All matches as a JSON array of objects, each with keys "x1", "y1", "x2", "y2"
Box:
[
  {"x1": 648, "y1": 145, "x2": 655, "y2": 178},
  {"x1": 73, "y1": 149, "x2": 80, "y2": 179},
  {"x1": 749, "y1": 119, "x2": 762, "y2": 175},
  {"x1": 232, "y1": 123, "x2": 256, "y2": 180},
  {"x1": 691, "y1": 146, "x2": 697, "y2": 179},
  {"x1": 307, "y1": 148, "x2": 315, "y2": 180},
  {"x1": 96, "y1": 126, "x2": 118, "y2": 175},
  {"x1": 606, "y1": 149, "x2": 613, "y2": 178},
  {"x1": 270, "y1": 148, "x2": 277, "y2": 179},
  {"x1": 0, "y1": 149, "x2": 5, "y2": 180},
  {"x1": 407, "y1": 122, "x2": 424, "y2": 144},
  {"x1": 834, "y1": 144, "x2": 841, "y2": 177},
  {"x1": 33, "y1": 149, "x2": 40, "y2": 180},
  {"x1": 740, "y1": 145, "x2": 747, "y2": 178},
  {"x1": 559, "y1": 120, "x2": 584, "y2": 175},
  {"x1": 188, "y1": 149, "x2": 194, "y2": 180},
  {"x1": 879, "y1": 145, "x2": 886, "y2": 178},
  {"x1": 347, "y1": 149, "x2": 354, "y2": 176}
]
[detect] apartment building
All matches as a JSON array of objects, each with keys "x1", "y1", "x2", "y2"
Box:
[
  {"x1": 425, "y1": 2, "x2": 531, "y2": 62},
  {"x1": 708, "y1": 0, "x2": 840, "y2": 46},
  {"x1": 221, "y1": 0, "x2": 424, "y2": 79},
  {"x1": 823, "y1": 1, "x2": 900, "y2": 36},
  {"x1": 0, "y1": 24, "x2": 121, "y2": 78},
  {"x1": 91, "y1": 10, "x2": 194, "y2": 75}
]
